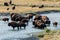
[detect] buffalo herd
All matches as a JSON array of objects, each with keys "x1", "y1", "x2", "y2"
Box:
[
  {"x1": 8, "y1": 13, "x2": 34, "y2": 30},
  {"x1": 33, "y1": 15, "x2": 50, "y2": 29},
  {"x1": 2, "y1": 17, "x2": 9, "y2": 22},
  {"x1": 2, "y1": 13, "x2": 59, "y2": 30},
  {"x1": 31, "y1": 5, "x2": 44, "y2": 8}
]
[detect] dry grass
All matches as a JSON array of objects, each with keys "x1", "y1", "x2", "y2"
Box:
[
  {"x1": 35, "y1": 30, "x2": 60, "y2": 40},
  {"x1": 32, "y1": 29, "x2": 60, "y2": 40},
  {"x1": 0, "y1": 0, "x2": 60, "y2": 13},
  {"x1": 0, "y1": 0, "x2": 60, "y2": 5},
  {"x1": 40, "y1": 30, "x2": 60, "y2": 40},
  {"x1": 1, "y1": 6, "x2": 60, "y2": 13}
]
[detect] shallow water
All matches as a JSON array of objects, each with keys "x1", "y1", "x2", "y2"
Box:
[
  {"x1": 0, "y1": 16, "x2": 42, "y2": 40},
  {"x1": 0, "y1": 12, "x2": 60, "y2": 40}
]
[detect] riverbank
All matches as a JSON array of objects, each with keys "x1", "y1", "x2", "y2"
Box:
[
  {"x1": 32, "y1": 29, "x2": 60, "y2": 40},
  {"x1": 1, "y1": 6, "x2": 60, "y2": 13}
]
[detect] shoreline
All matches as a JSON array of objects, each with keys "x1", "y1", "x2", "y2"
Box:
[{"x1": 0, "y1": 9, "x2": 60, "y2": 14}]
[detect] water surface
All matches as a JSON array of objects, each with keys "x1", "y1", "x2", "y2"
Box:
[{"x1": 0, "y1": 12, "x2": 60, "y2": 40}]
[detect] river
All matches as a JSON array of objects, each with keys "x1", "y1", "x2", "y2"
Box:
[{"x1": 0, "y1": 12, "x2": 60, "y2": 40}]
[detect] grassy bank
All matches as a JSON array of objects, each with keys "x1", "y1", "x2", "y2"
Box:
[{"x1": 33, "y1": 29, "x2": 60, "y2": 40}]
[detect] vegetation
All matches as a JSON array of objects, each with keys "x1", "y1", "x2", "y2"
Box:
[
  {"x1": 35, "y1": 29, "x2": 60, "y2": 40},
  {"x1": 45, "y1": 29, "x2": 51, "y2": 33}
]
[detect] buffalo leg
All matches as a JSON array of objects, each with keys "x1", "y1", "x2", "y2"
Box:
[
  {"x1": 20, "y1": 26, "x2": 21, "y2": 29},
  {"x1": 17, "y1": 27, "x2": 19, "y2": 30},
  {"x1": 24, "y1": 26, "x2": 26, "y2": 29}
]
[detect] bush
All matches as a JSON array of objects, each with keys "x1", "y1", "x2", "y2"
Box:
[
  {"x1": 45, "y1": 29, "x2": 51, "y2": 33},
  {"x1": 38, "y1": 35, "x2": 44, "y2": 38}
]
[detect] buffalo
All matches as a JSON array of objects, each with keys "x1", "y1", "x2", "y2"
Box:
[
  {"x1": 10, "y1": 13, "x2": 30, "y2": 24},
  {"x1": 9, "y1": 0, "x2": 12, "y2": 5},
  {"x1": 34, "y1": 15, "x2": 42, "y2": 20},
  {"x1": 4, "y1": 2, "x2": 9, "y2": 6},
  {"x1": 12, "y1": 6, "x2": 15, "y2": 10},
  {"x1": 33, "y1": 15, "x2": 51, "y2": 29},
  {"x1": 34, "y1": 15, "x2": 50, "y2": 24},
  {"x1": 26, "y1": 13, "x2": 34, "y2": 19},
  {"x1": 10, "y1": 13, "x2": 23, "y2": 21},
  {"x1": 7, "y1": 8, "x2": 9, "y2": 10},
  {"x1": 2, "y1": 18, "x2": 9, "y2": 22},
  {"x1": 8, "y1": 21, "x2": 19, "y2": 30},
  {"x1": 41, "y1": 16, "x2": 50, "y2": 24},
  {"x1": 31, "y1": 5, "x2": 36, "y2": 8},
  {"x1": 10, "y1": 13, "x2": 19, "y2": 21},
  {"x1": 53, "y1": 22, "x2": 58, "y2": 26},
  {"x1": 33, "y1": 20, "x2": 46, "y2": 29},
  {"x1": 8, "y1": 21, "x2": 27, "y2": 30},
  {"x1": 39, "y1": 5, "x2": 44, "y2": 8},
  {"x1": 18, "y1": 21, "x2": 26, "y2": 29}
]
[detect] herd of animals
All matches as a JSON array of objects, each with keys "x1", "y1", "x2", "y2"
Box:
[
  {"x1": 2, "y1": 13, "x2": 58, "y2": 30},
  {"x1": 4, "y1": 0, "x2": 44, "y2": 11},
  {"x1": 0, "y1": 0, "x2": 58, "y2": 31}
]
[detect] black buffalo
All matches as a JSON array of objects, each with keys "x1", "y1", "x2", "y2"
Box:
[
  {"x1": 33, "y1": 20, "x2": 46, "y2": 29},
  {"x1": 8, "y1": 21, "x2": 27, "y2": 30},
  {"x1": 2, "y1": 18, "x2": 9, "y2": 22},
  {"x1": 8, "y1": 21, "x2": 19, "y2": 30}
]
